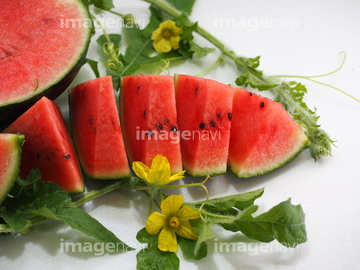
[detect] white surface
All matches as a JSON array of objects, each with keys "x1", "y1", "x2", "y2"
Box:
[{"x1": 1, "y1": 0, "x2": 360, "y2": 269}]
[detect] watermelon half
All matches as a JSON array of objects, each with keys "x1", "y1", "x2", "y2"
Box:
[
  {"x1": 228, "y1": 88, "x2": 310, "y2": 178},
  {"x1": 4, "y1": 97, "x2": 84, "y2": 193},
  {"x1": 69, "y1": 76, "x2": 130, "y2": 179},
  {"x1": 0, "y1": 0, "x2": 92, "y2": 128},
  {"x1": 175, "y1": 74, "x2": 234, "y2": 177},
  {"x1": 120, "y1": 75, "x2": 182, "y2": 173},
  {"x1": 0, "y1": 133, "x2": 24, "y2": 204}
]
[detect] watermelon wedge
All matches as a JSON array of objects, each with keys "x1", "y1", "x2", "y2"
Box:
[
  {"x1": 120, "y1": 75, "x2": 182, "y2": 173},
  {"x1": 69, "y1": 76, "x2": 130, "y2": 179},
  {"x1": 4, "y1": 97, "x2": 84, "y2": 193},
  {"x1": 174, "y1": 74, "x2": 234, "y2": 177},
  {"x1": 0, "y1": 0, "x2": 92, "y2": 128},
  {"x1": 228, "y1": 88, "x2": 310, "y2": 178},
  {"x1": 0, "y1": 133, "x2": 24, "y2": 204}
]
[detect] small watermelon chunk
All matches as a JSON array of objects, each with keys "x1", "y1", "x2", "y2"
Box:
[
  {"x1": 0, "y1": 133, "x2": 24, "y2": 204},
  {"x1": 228, "y1": 88, "x2": 310, "y2": 178},
  {"x1": 0, "y1": 0, "x2": 92, "y2": 127},
  {"x1": 120, "y1": 75, "x2": 182, "y2": 173},
  {"x1": 4, "y1": 97, "x2": 84, "y2": 193},
  {"x1": 174, "y1": 74, "x2": 234, "y2": 177},
  {"x1": 69, "y1": 76, "x2": 130, "y2": 179}
]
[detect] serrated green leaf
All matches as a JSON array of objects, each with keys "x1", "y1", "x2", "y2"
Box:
[
  {"x1": 42, "y1": 206, "x2": 134, "y2": 251},
  {"x1": 96, "y1": 34, "x2": 121, "y2": 50},
  {"x1": 136, "y1": 228, "x2": 180, "y2": 270},
  {"x1": 221, "y1": 199, "x2": 307, "y2": 247},
  {"x1": 165, "y1": 0, "x2": 196, "y2": 15},
  {"x1": 189, "y1": 41, "x2": 215, "y2": 58},
  {"x1": 0, "y1": 207, "x2": 29, "y2": 232},
  {"x1": 178, "y1": 235, "x2": 207, "y2": 260}
]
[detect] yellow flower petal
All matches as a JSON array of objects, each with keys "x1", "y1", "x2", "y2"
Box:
[
  {"x1": 132, "y1": 161, "x2": 150, "y2": 181},
  {"x1": 176, "y1": 219, "x2": 198, "y2": 240},
  {"x1": 151, "y1": 20, "x2": 182, "y2": 53},
  {"x1": 169, "y1": 35, "x2": 181, "y2": 50},
  {"x1": 176, "y1": 205, "x2": 200, "y2": 220},
  {"x1": 168, "y1": 170, "x2": 186, "y2": 183},
  {"x1": 160, "y1": 195, "x2": 183, "y2": 216},
  {"x1": 150, "y1": 154, "x2": 171, "y2": 171},
  {"x1": 158, "y1": 227, "x2": 178, "y2": 252},
  {"x1": 146, "y1": 212, "x2": 166, "y2": 235}
]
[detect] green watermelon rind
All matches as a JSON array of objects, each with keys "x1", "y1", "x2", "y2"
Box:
[
  {"x1": 0, "y1": 134, "x2": 24, "y2": 205},
  {"x1": 228, "y1": 134, "x2": 310, "y2": 178},
  {"x1": 0, "y1": 0, "x2": 93, "y2": 129}
]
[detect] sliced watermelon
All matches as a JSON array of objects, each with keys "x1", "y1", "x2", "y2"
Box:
[
  {"x1": 228, "y1": 88, "x2": 310, "y2": 178},
  {"x1": 69, "y1": 76, "x2": 130, "y2": 179},
  {"x1": 0, "y1": 133, "x2": 24, "y2": 204},
  {"x1": 4, "y1": 97, "x2": 84, "y2": 193},
  {"x1": 120, "y1": 75, "x2": 182, "y2": 173},
  {"x1": 174, "y1": 74, "x2": 234, "y2": 177},
  {"x1": 0, "y1": 0, "x2": 92, "y2": 128}
]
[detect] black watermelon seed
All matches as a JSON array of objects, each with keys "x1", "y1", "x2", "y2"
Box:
[
  {"x1": 145, "y1": 130, "x2": 153, "y2": 137},
  {"x1": 89, "y1": 116, "x2": 93, "y2": 124},
  {"x1": 63, "y1": 154, "x2": 71, "y2": 159},
  {"x1": 137, "y1": 85, "x2": 140, "y2": 90},
  {"x1": 143, "y1": 110, "x2": 146, "y2": 118},
  {"x1": 210, "y1": 120, "x2": 215, "y2": 127},
  {"x1": 249, "y1": 92, "x2": 253, "y2": 96},
  {"x1": 157, "y1": 123, "x2": 163, "y2": 130},
  {"x1": 170, "y1": 125, "x2": 178, "y2": 133},
  {"x1": 216, "y1": 112, "x2": 221, "y2": 119},
  {"x1": 199, "y1": 122, "x2": 206, "y2": 129},
  {"x1": 260, "y1": 102, "x2": 265, "y2": 108},
  {"x1": 228, "y1": 112, "x2": 232, "y2": 121},
  {"x1": 195, "y1": 87, "x2": 199, "y2": 92}
]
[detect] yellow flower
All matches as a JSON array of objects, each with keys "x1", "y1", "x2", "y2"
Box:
[
  {"x1": 151, "y1": 20, "x2": 183, "y2": 53},
  {"x1": 132, "y1": 154, "x2": 185, "y2": 186},
  {"x1": 146, "y1": 195, "x2": 200, "y2": 252}
]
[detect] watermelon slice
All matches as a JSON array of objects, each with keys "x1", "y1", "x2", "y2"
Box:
[
  {"x1": 228, "y1": 88, "x2": 310, "y2": 178},
  {"x1": 4, "y1": 97, "x2": 84, "y2": 193},
  {"x1": 120, "y1": 75, "x2": 182, "y2": 173},
  {"x1": 174, "y1": 74, "x2": 234, "y2": 177},
  {"x1": 69, "y1": 76, "x2": 130, "y2": 179},
  {"x1": 0, "y1": 0, "x2": 92, "y2": 128},
  {"x1": 0, "y1": 133, "x2": 24, "y2": 204}
]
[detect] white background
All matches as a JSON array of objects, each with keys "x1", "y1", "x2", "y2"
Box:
[{"x1": 1, "y1": 0, "x2": 360, "y2": 269}]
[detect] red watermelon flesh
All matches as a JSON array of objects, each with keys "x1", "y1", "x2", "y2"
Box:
[
  {"x1": 0, "y1": 133, "x2": 24, "y2": 204},
  {"x1": 174, "y1": 74, "x2": 234, "y2": 177},
  {"x1": 120, "y1": 75, "x2": 182, "y2": 173},
  {"x1": 228, "y1": 88, "x2": 309, "y2": 178},
  {"x1": 4, "y1": 97, "x2": 84, "y2": 193},
  {"x1": 0, "y1": 0, "x2": 91, "y2": 127},
  {"x1": 69, "y1": 76, "x2": 130, "y2": 179}
]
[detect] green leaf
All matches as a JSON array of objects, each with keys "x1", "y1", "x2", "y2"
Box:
[
  {"x1": 165, "y1": 0, "x2": 196, "y2": 15},
  {"x1": 189, "y1": 41, "x2": 215, "y2": 58},
  {"x1": 0, "y1": 207, "x2": 29, "y2": 232},
  {"x1": 178, "y1": 236, "x2": 207, "y2": 261},
  {"x1": 96, "y1": 34, "x2": 121, "y2": 51},
  {"x1": 190, "y1": 217, "x2": 216, "y2": 254},
  {"x1": 82, "y1": 0, "x2": 114, "y2": 11},
  {"x1": 221, "y1": 199, "x2": 307, "y2": 247},
  {"x1": 86, "y1": 59, "x2": 100, "y2": 78},
  {"x1": 36, "y1": 206, "x2": 134, "y2": 251},
  {"x1": 136, "y1": 228, "x2": 180, "y2": 270}
]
